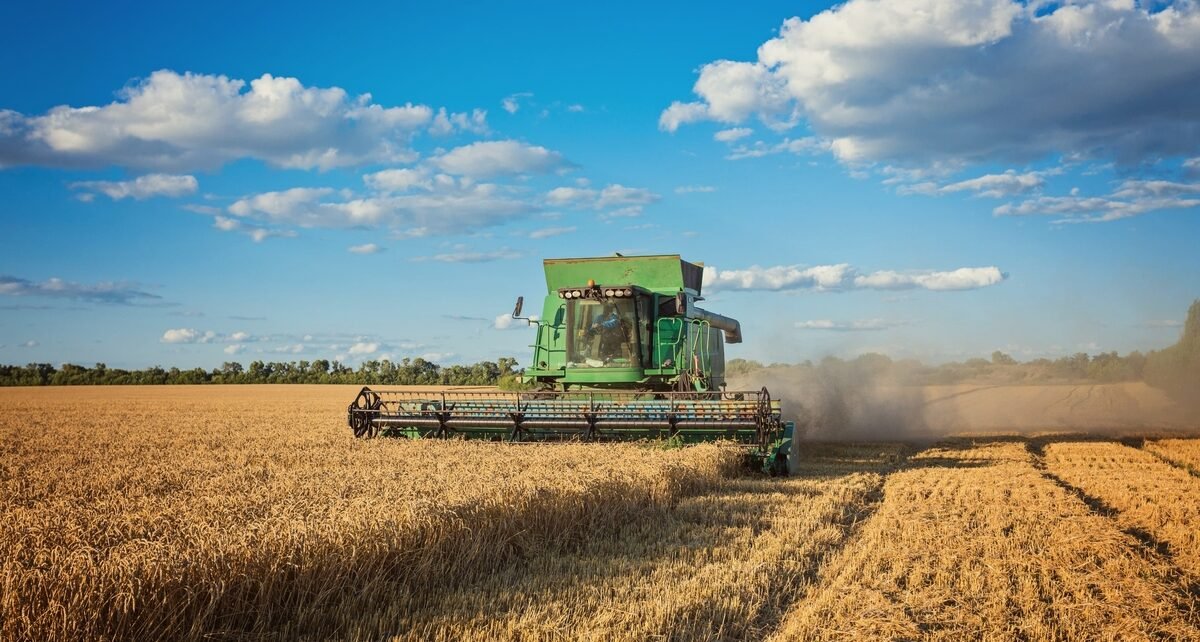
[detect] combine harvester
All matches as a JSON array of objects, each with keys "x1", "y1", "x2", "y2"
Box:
[{"x1": 347, "y1": 254, "x2": 795, "y2": 474}]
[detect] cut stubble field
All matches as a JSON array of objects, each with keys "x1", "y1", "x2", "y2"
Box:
[{"x1": 1, "y1": 385, "x2": 1198, "y2": 641}]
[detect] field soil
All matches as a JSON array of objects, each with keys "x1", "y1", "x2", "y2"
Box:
[{"x1": 2, "y1": 385, "x2": 1199, "y2": 641}]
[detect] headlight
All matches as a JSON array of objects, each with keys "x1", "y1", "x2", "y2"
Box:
[
  {"x1": 573, "y1": 290, "x2": 582, "y2": 298},
  {"x1": 623, "y1": 289, "x2": 633, "y2": 297},
  {"x1": 604, "y1": 289, "x2": 614, "y2": 296}
]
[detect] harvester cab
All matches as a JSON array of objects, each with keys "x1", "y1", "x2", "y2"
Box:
[{"x1": 347, "y1": 254, "x2": 795, "y2": 475}]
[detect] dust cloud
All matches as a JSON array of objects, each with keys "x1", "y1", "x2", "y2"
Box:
[{"x1": 728, "y1": 362, "x2": 1198, "y2": 442}]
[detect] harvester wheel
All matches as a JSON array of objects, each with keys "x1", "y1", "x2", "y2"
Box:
[
  {"x1": 770, "y1": 451, "x2": 788, "y2": 477},
  {"x1": 349, "y1": 390, "x2": 382, "y2": 438}
]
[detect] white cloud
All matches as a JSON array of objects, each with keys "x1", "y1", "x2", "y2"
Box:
[
  {"x1": 675, "y1": 185, "x2": 716, "y2": 194},
  {"x1": 658, "y1": 101, "x2": 710, "y2": 133},
  {"x1": 852, "y1": 267, "x2": 1007, "y2": 291},
  {"x1": 597, "y1": 184, "x2": 660, "y2": 208},
  {"x1": 704, "y1": 264, "x2": 853, "y2": 292},
  {"x1": 995, "y1": 179, "x2": 1200, "y2": 223},
  {"x1": 495, "y1": 313, "x2": 538, "y2": 330},
  {"x1": 725, "y1": 137, "x2": 827, "y2": 160},
  {"x1": 704, "y1": 263, "x2": 1006, "y2": 292},
  {"x1": 348, "y1": 341, "x2": 378, "y2": 355},
  {"x1": 70, "y1": 173, "x2": 197, "y2": 200},
  {"x1": 0, "y1": 274, "x2": 161, "y2": 305},
  {"x1": 795, "y1": 318, "x2": 906, "y2": 331},
  {"x1": 226, "y1": 180, "x2": 534, "y2": 236},
  {"x1": 0, "y1": 70, "x2": 444, "y2": 171},
  {"x1": 161, "y1": 328, "x2": 258, "y2": 345},
  {"x1": 161, "y1": 328, "x2": 213, "y2": 344},
  {"x1": 501, "y1": 92, "x2": 533, "y2": 114},
  {"x1": 545, "y1": 186, "x2": 597, "y2": 207},
  {"x1": 939, "y1": 170, "x2": 1046, "y2": 198},
  {"x1": 19, "y1": 340, "x2": 38, "y2": 348},
  {"x1": 362, "y1": 167, "x2": 430, "y2": 192},
  {"x1": 528, "y1": 226, "x2": 576, "y2": 239},
  {"x1": 431, "y1": 140, "x2": 571, "y2": 178},
  {"x1": 664, "y1": 1, "x2": 1200, "y2": 167},
  {"x1": 348, "y1": 243, "x2": 384, "y2": 254},
  {"x1": 223, "y1": 344, "x2": 245, "y2": 355},
  {"x1": 543, "y1": 183, "x2": 661, "y2": 218},
  {"x1": 428, "y1": 107, "x2": 489, "y2": 136},
  {"x1": 714, "y1": 127, "x2": 753, "y2": 143},
  {"x1": 212, "y1": 215, "x2": 297, "y2": 243},
  {"x1": 412, "y1": 248, "x2": 522, "y2": 263}
]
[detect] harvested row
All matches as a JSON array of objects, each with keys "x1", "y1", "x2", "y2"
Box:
[
  {"x1": 1145, "y1": 438, "x2": 1200, "y2": 476},
  {"x1": 0, "y1": 386, "x2": 741, "y2": 642},
  {"x1": 370, "y1": 444, "x2": 900, "y2": 641},
  {"x1": 1042, "y1": 440, "x2": 1200, "y2": 579},
  {"x1": 770, "y1": 440, "x2": 1200, "y2": 641}
]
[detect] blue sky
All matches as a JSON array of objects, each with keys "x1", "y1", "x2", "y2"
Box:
[{"x1": 1, "y1": 0, "x2": 1198, "y2": 369}]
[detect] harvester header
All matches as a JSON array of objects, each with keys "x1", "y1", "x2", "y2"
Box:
[{"x1": 348, "y1": 254, "x2": 794, "y2": 474}]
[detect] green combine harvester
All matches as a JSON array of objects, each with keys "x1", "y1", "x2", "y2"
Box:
[{"x1": 347, "y1": 254, "x2": 795, "y2": 474}]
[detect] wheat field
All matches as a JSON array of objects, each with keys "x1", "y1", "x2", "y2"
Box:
[{"x1": 1, "y1": 386, "x2": 1198, "y2": 641}]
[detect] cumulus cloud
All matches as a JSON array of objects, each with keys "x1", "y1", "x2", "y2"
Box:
[
  {"x1": 675, "y1": 185, "x2": 717, "y2": 194},
  {"x1": 363, "y1": 167, "x2": 431, "y2": 192},
  {"x1": 795, "y1": 318, "x2": 906, "y2": 331},
  {"x1": 428, "y1": 107, "x2": 488, "y2": 136},
  {"x1": 663, "y1": 1, "x2": 1200, "y2": 167},
  {"x1": 226, "y1": 179, "x2": 534, "y2": 236},
  {"x1": 348, "y1": 243, "x2": 384, "y2": 254},
  {"x1": 431, "y1": 140, "x2": 571, "y2": 178},
  {"x1": 703, "y1": 263, "x2": 1006, "y2": 292},
  {"x1": 347, "y1": 341, "x2": 378, "y2": 355},
  {"x1": 161, "y1": 328, "x2": 213, "y2": 344},
  {"x1": 0, "y1": 274, "x2": 162, "y2": 305},
  {"x1": 0, "y1": 70, "x2": 453, "y2": 171},
  {"x1": 70, "y1": 173, "x2": 197, "y2": 200}
]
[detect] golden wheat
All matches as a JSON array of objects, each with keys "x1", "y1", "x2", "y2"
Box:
[
  {"x1": 372, "y1": 445, "x2": 900, "y2": 641},
  {"x1": 1042, "y1": 440, "x2": 1200, "y2": 580},
  {"x1": 770, "y1": 440, "x2": 1200, "y2": 641},
  {"x1": 4, "y1": 387, "x2": 1199, "y2": 641},
  {"x1": 1145, "y1": 438, "x2": 1200, "y2": 475},
  {"x1": 0, "y1": 386, "x2": 740, "y2": 641}
]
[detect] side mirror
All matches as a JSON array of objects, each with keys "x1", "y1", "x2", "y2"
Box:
[
  {"x1": 512, "y1": 296, "x2": 524, "y2": 318},
  {"x1": 675, "y1": 292, "x2": 687, "y2": 315}
]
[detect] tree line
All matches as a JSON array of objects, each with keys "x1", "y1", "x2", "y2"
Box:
[{"x1": 0, "y1": 357, "x2": 523, "y2": 388}]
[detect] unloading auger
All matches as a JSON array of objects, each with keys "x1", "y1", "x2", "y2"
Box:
[{"x1": 347, "y1": 254, "x2": 795, "y2": 474}]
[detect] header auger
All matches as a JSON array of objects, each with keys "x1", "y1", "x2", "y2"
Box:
[{"x1": 347, "y1": 254, "x2": 795, "y2": 474}]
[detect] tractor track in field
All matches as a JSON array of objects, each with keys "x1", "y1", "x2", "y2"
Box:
[
  {"x1": 1123, "y1": 437, "x2": 1200, "y2": 478},
  {"x1": 751, "y1": 466, "x2": 897, "y2": 640},
  {"x1": 1026, "y1": 440, "x2": 1200, "y2": 613}
]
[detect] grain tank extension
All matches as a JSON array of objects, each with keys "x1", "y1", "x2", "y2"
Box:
[{"x1": 347, "y1": 255, "x2": 794, "y2": 474}]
